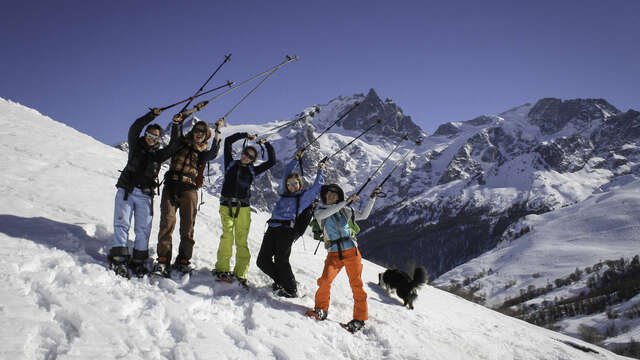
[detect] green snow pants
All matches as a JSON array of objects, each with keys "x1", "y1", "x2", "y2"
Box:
[{"x1": 215, "y1": 205, "x2": 252, "y2": 279}]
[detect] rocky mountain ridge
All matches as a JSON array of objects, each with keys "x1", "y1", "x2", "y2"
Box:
[{"x1": 115, "y1": 91, "x2": 640, "y2": 282}]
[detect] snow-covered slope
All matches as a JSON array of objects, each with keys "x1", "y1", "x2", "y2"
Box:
[
  {"x1": 435, "y1": 174, "x2": 640, "y2": 350},
  {"x1": 0, "y1": 98, "x2": 628, "y2": 359}
]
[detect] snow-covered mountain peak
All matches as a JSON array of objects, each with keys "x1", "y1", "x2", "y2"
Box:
[{"x1": 527, "y1": 97, "x2": 620, "y2": 135}]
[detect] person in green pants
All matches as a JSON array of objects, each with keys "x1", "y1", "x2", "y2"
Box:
[{"x1": 214, "y1": 132, "x2": 275, "y2": 284}]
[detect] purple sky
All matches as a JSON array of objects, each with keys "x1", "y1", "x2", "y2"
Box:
[{"x1": 1, "y1": 0, "x2": 638, "y2": 145}]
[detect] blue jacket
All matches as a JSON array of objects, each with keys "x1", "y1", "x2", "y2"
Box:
[
  {"x1": 268, "y1": 158, "x2": 323, "y2": 227},
  {"x1": 314, "y1": 196, "x2": 377, "y2": 252}
]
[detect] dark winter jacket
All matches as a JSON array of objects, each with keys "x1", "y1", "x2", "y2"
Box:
[
  {"x1": 220, "y1": 132, "x2": 275, "y2": 201},
  {"x1": 165, "y1": 121, "x2": 220, "y2": 193},
  {"x1": 116, "y1": 111, "x2": 180, "y2": 196}
]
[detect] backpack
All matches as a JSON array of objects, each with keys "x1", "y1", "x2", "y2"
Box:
[{"x1": 311, "y1": 207, "x2": 359, "y2": 242}]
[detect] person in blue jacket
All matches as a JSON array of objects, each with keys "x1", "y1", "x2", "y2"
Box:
[{"x1": 257, "y1": 149, "x2": 324, "y2": 297}]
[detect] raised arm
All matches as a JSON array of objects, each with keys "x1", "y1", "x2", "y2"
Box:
[
  {"x1": 128, "y1": 109, "x2": 159, "y2": 149},
  {"x1": 353, "y1": 196, "x2": 377, "y2": 221},
  {"x1": 224, "y1": 132, "x2": 248, "y2": 169},
  {"x1": 314, "y1": 200, "x2": 346, "y2": 221},
  {"x1": 281, "y1": 158, "x2": 298, "y2": 190},
  {"x1": 155, "y1": 121, "x2": 183, "y2": 161},
  {"x1": 253, "y1": 141, "x2": 276, "y2": 175},
  {"x1": 298, "y1": 167, "x2": 324, "y2": 211}
]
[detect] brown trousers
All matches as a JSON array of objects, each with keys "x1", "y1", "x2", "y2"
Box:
[
  {"x1": 157, "y1": 187, "x2": 198, "y2": 262},
  {"x1": 314, "y1": 247, "x2": 368, "y2": 321}
]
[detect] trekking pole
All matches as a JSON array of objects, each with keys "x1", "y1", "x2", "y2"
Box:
[
  {"x1": 299, "y1": 102, "x2": 361, "y2": 153},
  {"x1": 160, "y1": 53, "x2": 233, "y2": 112},
  {"x1": 348, "y1": 135, "x2": 408, "y2": 202},
  {"x1": 314, "y1": 240, "x2": 322, "y2": 255},
  {"x1": 179, "y1": 53, "x2": 232, "y2": 113},
  {"x1": 320, "y1": 118, "x2": 383, "y2": 163},
  {"x1": 158, "y1": 80, "x2": 234, "y2": 112},
  {"x1": 220, "y1": 66, "x2": 280, "y2": 124},
  {"x1": 259, "y1": 106, "x2": 321, "y2": 139},
  {"x1": 183, "y1": 55, "x2": 298, "y2": 118},
  {"x1": 375, "y1": 139, "x2": 422, "y2": 197}
]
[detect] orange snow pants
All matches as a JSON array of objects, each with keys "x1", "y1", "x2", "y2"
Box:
[{"x1": 314, "y1": 247, "x2": 368, "y2": 321}]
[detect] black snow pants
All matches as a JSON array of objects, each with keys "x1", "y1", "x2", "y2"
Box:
[{"x1": 257, "y1": 225, "x2": 297, "y2": 293}]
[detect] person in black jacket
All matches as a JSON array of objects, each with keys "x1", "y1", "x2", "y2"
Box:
[
  {"x1": 110, "y1": 108, "x2": 181, "y2": 278},
  {"x1": 213, "y1": 132, "x2": 275, "y2": 284}
]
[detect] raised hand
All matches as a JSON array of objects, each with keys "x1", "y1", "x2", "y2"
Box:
[{"x1": 172, "y1": 113, "x2": 184, "y2": 124}]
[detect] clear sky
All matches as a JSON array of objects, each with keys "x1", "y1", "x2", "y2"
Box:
[{"x1": 1, "y1": 0, "x2": 638, "y2": 145}]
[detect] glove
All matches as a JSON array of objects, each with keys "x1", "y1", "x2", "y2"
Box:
[
  {"x1": 172, "y1": 113, "x2": 184, "y2": 124},
  {"x1": 194, "y1": 101, "x2": 209, "y2": 111}
]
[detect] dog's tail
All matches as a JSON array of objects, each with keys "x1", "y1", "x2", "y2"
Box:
[{"x1": 410, "y1": 267, "x2": 428, "y2": 289}]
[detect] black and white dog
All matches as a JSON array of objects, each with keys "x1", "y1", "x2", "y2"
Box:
[{"x1": 378, "y1": 267, "x2": 428, "y2": 310}]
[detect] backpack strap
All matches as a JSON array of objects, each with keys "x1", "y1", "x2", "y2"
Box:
[{"x1": 331, "y1": 215, "x2": 345, "y2": 260}]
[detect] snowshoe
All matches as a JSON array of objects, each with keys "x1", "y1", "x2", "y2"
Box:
[
  {"x1": 212, "y1": 270, "x2": 234, "y2": 283},
  {"x1": 274, "y1": 287, "x2": 297, "y2": 298},
  {"x1": 151, "y1": 261, "x2": 171, "y2": 278},
  {"x1": 340, "y1": 319, "x2": 365, "y2": 333},
  {"x1": 108, "y1": 255, "x2": 131, "y2": 279},
  {"x1": 305, "y1": 309, "x2": 327, "y2": 321},
  {"x1": 235, "y1": 276, "x2": 249, "y2": 290},
  {"x1": 173, "y1": 259, "x2": 193, "y2": 275},
  {"x1": 129, "y1": 260, "x2": 149, "y2": 278}
]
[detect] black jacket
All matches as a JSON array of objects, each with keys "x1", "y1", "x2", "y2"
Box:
[
  {"x1": 220, "y1": 132, "x2": 275, "y2": 200},
  {"x1": 116, "y1": 111, "x2": 180, "y2": 196}
]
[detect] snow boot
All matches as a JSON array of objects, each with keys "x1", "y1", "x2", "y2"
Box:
[
  {"x1": 341, "y1": 319, "x2": 365, "y2": 333},
  {"x1": 130, "y1": 249, "x2": 149, "y2": 278},
  {"x1": 129, "y1": 259, "x2": 148, "y2": 278},
  {"x1": 275, "y1": 287, "x2": 298, "y2": 298},
  {"x1": 151, "y1": 257, "x2": 171, "y2": 278},
  {"x1": 108, "y1": 247, "x2": 130, "y2": 279},
  {"x1": 173, "y1": 258, "x2": 193, "y2": 275},
  {"x1": 212, "y1": 270, "x2": 234, "y2": 283},
  {"x1": 235, "y1": 275, "x2": 249, "y2": 289},
  {"x1": 305, "y1": 309, "x2": 327, "y2": 321}
]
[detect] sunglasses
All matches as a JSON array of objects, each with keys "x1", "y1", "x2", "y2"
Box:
[
  {"x1": 145, "y1": 132, "x2": 160, "y2": 140},
  {"x1": 242, "y1": 151, "x2": 256, "y2": 161},
  {"x1": 193, "y1": 128, "x2": 206, "y2": 135}
]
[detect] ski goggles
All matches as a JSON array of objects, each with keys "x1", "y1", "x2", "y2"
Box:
[
  {"x1": 242, "y1": 150, "x2": 257, "y2": 161},
  {"x1": 145, "y1": 132, "x2": 160, "y2": 140}
]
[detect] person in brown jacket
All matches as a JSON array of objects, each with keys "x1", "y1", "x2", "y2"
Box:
[{"x1": 153, "y1": 115, "x2": 223, "y2": 277}]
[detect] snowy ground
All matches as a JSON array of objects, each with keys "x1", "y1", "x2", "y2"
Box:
[{"x1": 0, "y1": 98, "x2": 629, "y2": 359}]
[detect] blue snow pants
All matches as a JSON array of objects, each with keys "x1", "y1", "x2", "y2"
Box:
[{"x1": 112, "y1": 187, "x2": 153, "y2": 252}]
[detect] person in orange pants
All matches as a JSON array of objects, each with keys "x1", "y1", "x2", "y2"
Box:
[{"x1": 306, "y1": 184, "x2": 381, "y2": 333}]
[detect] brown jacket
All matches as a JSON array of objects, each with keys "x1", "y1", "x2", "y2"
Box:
[{"x1": 167, "y1": 122, "x2": 217, "y2": 187}]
